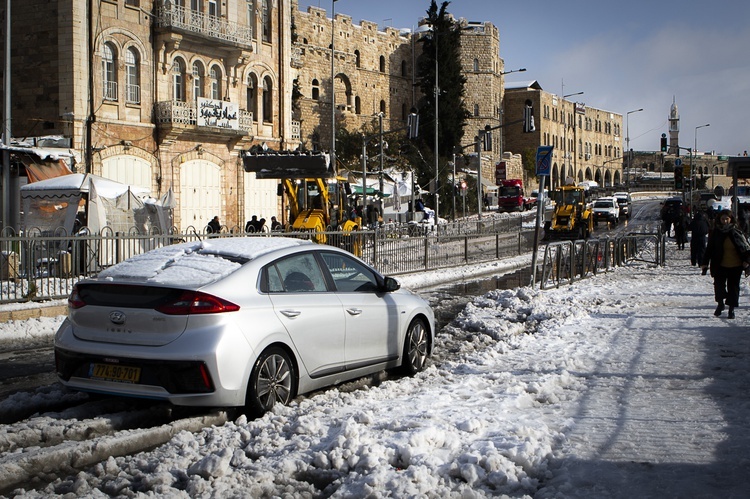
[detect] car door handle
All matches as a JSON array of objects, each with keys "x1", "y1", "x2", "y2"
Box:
[
  {"x1": 280, "y1": 310, "x2": 301, "y2": 318},
  {"x1": 346, "y1": 308, "x2": 362, "y2": 316}
]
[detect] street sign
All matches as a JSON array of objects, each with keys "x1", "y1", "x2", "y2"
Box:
[
  {"x1": 674, "y1": 158, "x2": 682, "y2": 167},
  {"x1": 536, "y1": 146, "x2": 554, "y2": 176}
]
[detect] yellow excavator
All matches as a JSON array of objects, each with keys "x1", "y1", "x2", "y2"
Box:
[{"x1": 242, "y1": 151, "x2": 362, "y2": 254}]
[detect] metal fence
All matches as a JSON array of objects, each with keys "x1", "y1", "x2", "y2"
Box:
[
  {"x1": 0, "y1": 217, "x2": 532, "y2": 304},
  {"x1": 538, "y1": 233, "x2": 665, "y2": 290}
]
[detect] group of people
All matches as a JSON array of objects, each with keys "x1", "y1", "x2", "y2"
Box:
[
  {"x1": 245, "y1": 215, "x2": 283, "y2": 233},
  {"x1": 682, "y1": 208, "x2": 750, "y2": 320},
  {"x1": 206, "y1": 215, "x2": 283, "y2": 234}
]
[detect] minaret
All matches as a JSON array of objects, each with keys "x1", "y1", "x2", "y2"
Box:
[{"x1": 668, "y1": 97, "x2": 679, "y2": 155}]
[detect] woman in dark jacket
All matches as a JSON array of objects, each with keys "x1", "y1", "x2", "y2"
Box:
[
  {"x1": 689, "y1": 210, "x2": 710, "y2": 266},
  {"x1": 702, "y1": 210, "x2": 750, "y2": 319}
]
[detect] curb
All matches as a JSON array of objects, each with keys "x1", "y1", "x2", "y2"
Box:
[{"x1": 0, "y1": 305, "x2": 67, "y2": 323}]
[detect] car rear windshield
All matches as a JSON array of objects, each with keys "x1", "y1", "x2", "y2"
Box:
[{"x1": 76, "y1": 283, "x2": 184, "y2": 308}]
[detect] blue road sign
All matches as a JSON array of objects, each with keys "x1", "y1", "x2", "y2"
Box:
[
  {"x1": 675, "y1": 158, "x2": 682, "y2": 167},
  {"x1": 536, "y1": 146, "x2": 554, "y2": 176}
]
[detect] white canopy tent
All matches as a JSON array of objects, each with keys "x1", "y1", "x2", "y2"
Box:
[{"x1": 21, "y1": 173, "x2": 173, "y2": 235}]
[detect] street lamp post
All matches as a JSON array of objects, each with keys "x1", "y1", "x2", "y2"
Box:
[
  {"x1": 693, "y1": 123, "x2": 709, "y2": 199},
  {"x1": 331, "y1": 0, "x2": 338, "y2": 174},
  {"x1": 625, "y1": 108, "x2": 643, "y2": 191}
]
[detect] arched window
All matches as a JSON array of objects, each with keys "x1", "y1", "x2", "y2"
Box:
[
  {"x1": 192, "y1": 61, "x2": 204, "y2": 99},
  {"x1": 473, "y1": 58, "x2": 479, "y2": 72},
  {"x1": 263, "y1": 76, "x2": 273, "y2": 122},
  {"x1": 355, "y1": 50, "x2": 361, "y2": 68},
  {"x1": 355, "y1": 96, "x2": 361, "y2": 114},
  {"x1": 210, "y1": 65, "x2": 222, "y2": 100},
  {"x1": 125, "y1": 47, "x2": 140, "y2": 104},
  {"x1": 102, "y1": 42, "x2": 117, "y2": 101},
  {"x1": 246, "y1": 73, "x2": 258, "y2": 118},
  {"x1": 379, "y1": 100, "x2": 386, "y2": 114},
  {"x1": 379, "y1": 55, "x2": 386, "y2": 73},
  {"x1": 473, "y1": 104, "x2": 479, "y2": 117},
  {"x1": 401, "y1": 60, "x2": 407, "y2": 77},
  {"x1": 311, "y1": 79, "x2": 319, "y2": 100},
  {"x1": 172, "y1": 57, "x2": 186, "y2": 102}
]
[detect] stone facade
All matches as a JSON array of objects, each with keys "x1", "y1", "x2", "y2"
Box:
[
  {"x1": 504, "y1": 82, "x2": 624, "y2": 189},
  {"x1": 5, "y1": 0, "x2": 299, "y2": 232},
  {"x1": 291, "y1": 3, "x2": 415, "y2": 152}
]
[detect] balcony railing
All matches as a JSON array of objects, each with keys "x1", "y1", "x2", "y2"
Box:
[
  {"x1": 156, "y1": 4, "x2": 253, "y2": 47},
  {"x1": 126, "y1": 84, "x2": 141, "y2": 105},
  {"x1": 155, "y1": 100, "x2": 253, "y2": 133},
  {"x1": 103, "y1": 81, "x2": 118, "y2": 101}
]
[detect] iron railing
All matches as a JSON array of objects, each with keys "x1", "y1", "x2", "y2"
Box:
[
  {"x1": 538, "y1": 233, "x2": 665, "y2": 290},
  {"x1": 0, "y1": 219, "x2": 530, "y2": 304},
  {"x1": 0, "y1": 222, "x2": 664, "y2": 304}
]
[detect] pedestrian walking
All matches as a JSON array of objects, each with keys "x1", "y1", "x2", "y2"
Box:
[
  {"x1": 689, "y1": 210, "x2": 710, "y2": 266},
  {"x1": 701, "y1": 210, "x2": 750, "y2": 319}
]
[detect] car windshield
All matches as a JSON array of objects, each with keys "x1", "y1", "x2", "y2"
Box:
[{"x1": 594, "y1": 201, "x2": 613, "y2": 208}]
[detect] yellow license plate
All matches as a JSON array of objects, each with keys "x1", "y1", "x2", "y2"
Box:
[{"x1": 89, "y1": 363, "x2": 141, "y2": 383}]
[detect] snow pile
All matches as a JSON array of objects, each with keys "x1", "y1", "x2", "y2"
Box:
[{"x1": 3, "y1": 243, "x2": 750, "y2": 497}]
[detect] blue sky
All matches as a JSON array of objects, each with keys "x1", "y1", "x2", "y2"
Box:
[{"x1": 298, "y1": 0, "x2": 750, "y2": 156}]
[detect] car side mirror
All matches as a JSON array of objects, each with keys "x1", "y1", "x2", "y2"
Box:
[{"x1": 383, "y1": 276, "x2": 400, "y2": 292}]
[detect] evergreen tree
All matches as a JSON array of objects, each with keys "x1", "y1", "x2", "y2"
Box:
[{"x1": 415, "y1": 1, "x2": 468, "y2": 208}]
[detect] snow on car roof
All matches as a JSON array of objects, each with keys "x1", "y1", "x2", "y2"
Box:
[{"x1": 97, "y1": 237, "x2": 312, "y2": 286}]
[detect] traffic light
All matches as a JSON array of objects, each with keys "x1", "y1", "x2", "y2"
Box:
[
  {"x1": 660, "y1": 133, "x2": 667, "y2": 152},
  {"x1": 523, "y1": 100, "x2": 535, "y2": 133},
  {"x1": 674, "y1": 168, "x2": 683, "y2": 189}
]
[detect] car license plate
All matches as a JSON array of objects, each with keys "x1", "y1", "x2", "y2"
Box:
[{"x1": 89, "y1": 363, "x2": 141, "y2": 383}]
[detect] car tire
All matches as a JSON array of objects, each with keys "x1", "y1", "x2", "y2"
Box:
[
  {"x1": 245, "y1": 347, "x2": 296, "y2": 418},
  {"x1": 401, "y1": 318, "x2": 430, "y2": 375}
]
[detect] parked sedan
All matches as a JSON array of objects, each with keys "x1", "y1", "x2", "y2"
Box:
[{"x1": 54, "y1": 237, "x2": 435, "y2": 417}]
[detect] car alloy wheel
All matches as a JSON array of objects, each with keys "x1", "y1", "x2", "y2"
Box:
[
  {"x1": 247, "y1": 347, "x2": 295, "y2": 417},
  {"x1": 402, "y1": 318, "x2": 429, "y2": 375}
]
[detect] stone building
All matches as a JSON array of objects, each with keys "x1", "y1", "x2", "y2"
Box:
[
  {"x1": 291, "y1": 3, "x2": 415, "y2": 153},
  {"x1": 3, "y1": 0, "x2": 301, "y2": 232},
  {"x1": 503, "y1": 81, "x2": 624, "y2": 189}
]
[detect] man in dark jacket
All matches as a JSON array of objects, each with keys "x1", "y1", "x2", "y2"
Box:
[
  {"x1": 207, "y1": 216, "x2": 221, "y2": 234},
  {"x1": 689, "y1": 211, "x2": 710, "y2": 266}
]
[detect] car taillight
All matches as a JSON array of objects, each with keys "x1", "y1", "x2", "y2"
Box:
[
  {"x1": 68, "y1": 286, "x2": 86, "y2": 309},
  {"x1": 155, "y1": 291, "x2": 240, "y2": 315}
]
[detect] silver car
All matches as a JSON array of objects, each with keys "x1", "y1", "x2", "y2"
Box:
[{"x1": 54, "y1": 237, "x2": 435, "y2": 416}]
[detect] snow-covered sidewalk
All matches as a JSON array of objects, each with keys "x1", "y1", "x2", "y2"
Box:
[{"x1": 3, "y1": 246, "x2": 750, "y2": 498}]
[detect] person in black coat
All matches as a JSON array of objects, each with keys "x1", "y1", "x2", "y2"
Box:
[
  {"x1": 701, "y1": 210, "x2": 750, "y2": 319},
  {"x1": 689, "y1": 210, "x2": 710, "y2": 266},
  {"x1": 207, "y1": 216, "x2": 221, "y2": 234}
]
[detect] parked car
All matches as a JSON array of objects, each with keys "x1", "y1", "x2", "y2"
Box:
[
  {"x1": 592, "y1": 197, "x2": 620, "y2": 226},
  {"x1": 612, "y1": 192, "x2": 632, "y2": 218},
  {"x1": 54, "y1": 237, "x2": 435, "y2": 416}
]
